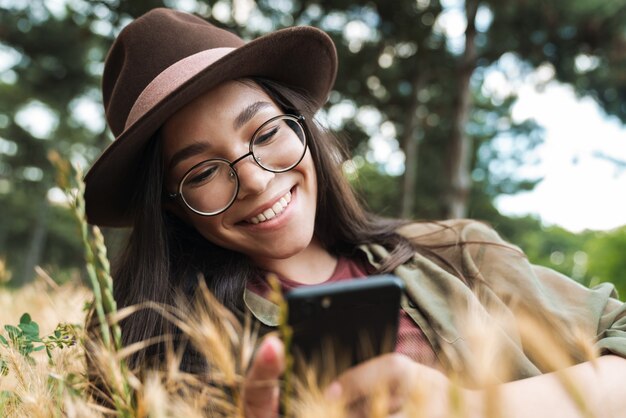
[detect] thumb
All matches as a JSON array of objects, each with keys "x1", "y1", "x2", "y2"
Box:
[{"x1": 243, "y1": 335, "x2": 285, "y2": 418}]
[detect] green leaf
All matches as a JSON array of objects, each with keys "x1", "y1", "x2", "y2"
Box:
[
  {"x1": 0, "y1": 358, "x2": 8, "y2": 376},
  {"x1": 20, "y1": 343, "x2": 34, "y2": 355},
  {"x1": 4, "y1": 325, "x2": 21, "y2": 340},
  {"x1": 18, "y1": 321, "x2": 40, "y2": 341},
  {"x1": 19, "y1": 313, "x2": 31, "y2": 324},
  {"x1": 0, "y1": 335, "x2": 7, "y2": 346}
]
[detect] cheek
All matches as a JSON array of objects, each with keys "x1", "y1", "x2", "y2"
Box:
[
  {"x1": 301, "y1": 151, "x2": 317, "y2": 183},
  {"x1": 304, "y1": 154, "x2": 318, "y2": 204},
  {"x1": 190, "y1": 217, "x2": 227, "y2": 245}
]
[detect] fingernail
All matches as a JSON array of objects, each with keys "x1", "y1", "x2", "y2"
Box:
[{"x1": 325, "y1": 381, "x2": 342, "y2": 401}]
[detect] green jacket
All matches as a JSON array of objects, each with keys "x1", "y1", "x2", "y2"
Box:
[{"x1": 243, "y1": 220, "x2": 626, "y2": 386}]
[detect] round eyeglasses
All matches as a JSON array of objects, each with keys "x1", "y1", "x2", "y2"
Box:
[{"x1": 168, "y1": 114, "x2": 308, "y2": 216}]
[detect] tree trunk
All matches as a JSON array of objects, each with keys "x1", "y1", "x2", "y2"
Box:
[
  {"x1": 401, "y1": 72, "x2": 429, "y2": 219},
  {"x1": 447, "y1": 0, "x2": 479, "y2": 219},
  {"x1": 18, "y1": 200, "x2": 50, "y2": 285}
]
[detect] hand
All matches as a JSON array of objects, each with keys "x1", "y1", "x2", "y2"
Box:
[
  {"x1": 242, "y1": 335, "x2": 285, "y2": 418},
  {"x1": 327, "y1": 353, "x2": 463, "y2": 418}
]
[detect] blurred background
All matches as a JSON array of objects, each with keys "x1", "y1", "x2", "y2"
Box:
[{"x1": 0, "y1": 0, "x2": 625, "y2": 297}]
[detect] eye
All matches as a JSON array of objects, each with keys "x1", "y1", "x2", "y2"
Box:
[
  {"x1": 186, "y1": 163, "x2": 221, "y2": 187},
  {"x1": 254, "y1": 125, "x2": 279, "y2": 146}
]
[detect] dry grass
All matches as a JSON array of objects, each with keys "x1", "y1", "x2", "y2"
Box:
[
  {"x1": 0, "y1": 274, "x2": 89, "y2": 394},
  {"x1": 0, "y1": 274, "x2": 93, "y2": 417},
  {"x1": 0, "y1": 276, "x2": 603, "y2": 418},
  {"x1": 0, "y1": 275, "x2": 90, "y2": 337}
]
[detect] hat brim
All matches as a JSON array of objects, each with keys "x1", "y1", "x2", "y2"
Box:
[{"x1": 85, "y1": 26, "x2": 337, "y2": 227}]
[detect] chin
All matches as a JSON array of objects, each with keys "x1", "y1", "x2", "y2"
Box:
[
  {"x1": 248, "y1": 233, "x2": 312, "y2": 261},
  {"x1": 265, "y1": 239, "x2": 310, "y2": 258}
]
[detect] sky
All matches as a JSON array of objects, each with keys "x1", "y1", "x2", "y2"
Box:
[
  {"x1": 438, "y1": 0, "x2": 626, "y2": 233},
  {"x1": 495, "y1": 80, "x2": 626, "y2": 232}
]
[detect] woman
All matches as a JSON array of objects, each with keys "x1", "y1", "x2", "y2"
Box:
[{"x1": 85, "y1": 8, "x2": 626, "y2": 417}]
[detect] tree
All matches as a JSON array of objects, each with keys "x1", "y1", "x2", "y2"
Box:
[
  {"x1": 0, "y1": 1, "x2": 124, "y2": 284},
  {"x1": 1, "y1": 0, "x2": 625, "y2": 286},
  {"x1": 486, "y1": 0, "x2": 626, "y2": 123}
]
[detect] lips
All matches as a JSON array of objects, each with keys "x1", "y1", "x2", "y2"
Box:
[{"x1": 247, "y1": 190, "x2": 292, "y2": 224}]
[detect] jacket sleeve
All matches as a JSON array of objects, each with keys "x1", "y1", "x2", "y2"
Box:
[{"x1": 457, "y1": 220, "x2": 626, "y2": 361}]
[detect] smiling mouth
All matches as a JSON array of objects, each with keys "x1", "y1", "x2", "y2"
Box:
[{"x1": 247, "y1": 190, "x2": 292, "y2": 224}]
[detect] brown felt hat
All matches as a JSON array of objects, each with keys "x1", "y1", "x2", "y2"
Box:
[{"x1": 84, "y1": 8, "x2": 337, "y2": 227}]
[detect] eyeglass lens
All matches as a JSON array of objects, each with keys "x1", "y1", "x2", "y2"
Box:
[{"x1": 179, "y1": 115, "x2": 306, "y2": 215}]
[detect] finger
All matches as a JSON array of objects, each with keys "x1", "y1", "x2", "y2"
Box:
[
  {"x1": 329, "y1": 354, "x2": 416, "y2": 416},
  {"x1": 243, "y1": 335, "x2": 285, "y2": 418},
  {"x1": 336, "y1": 354, "x2": 411, "y2": 400}
]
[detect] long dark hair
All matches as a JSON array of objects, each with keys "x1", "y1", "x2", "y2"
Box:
[{"x1": 90, "y1": 78, "x2": 416, "y2": 374}]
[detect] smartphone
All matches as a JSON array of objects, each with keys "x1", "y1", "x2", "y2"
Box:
[{"x1": 285, "y1": 275, "x2": 404, "y2": 383}]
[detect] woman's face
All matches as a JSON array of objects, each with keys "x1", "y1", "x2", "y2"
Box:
[{"x1": 161, "y1": 80, "x2": 318, "y2": 266}]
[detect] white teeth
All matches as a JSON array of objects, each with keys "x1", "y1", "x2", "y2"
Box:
[
  {"x1": 263, "y1": 208, "x2": 276, "y2": 220},
  {"x1": 272, "y1": 201, "x2": 284, "y2": 214},
  {"x1": 247, "y1": 191, "x2": 292, "y2": 224}
]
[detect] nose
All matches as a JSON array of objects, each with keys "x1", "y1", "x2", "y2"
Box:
[{"x1": 235, "y1": 155, "x2": 274, "y2": 200}]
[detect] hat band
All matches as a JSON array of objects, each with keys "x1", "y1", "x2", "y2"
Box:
[{"x1": 125, "y1": 47, "x2": 235, "y2": 130}]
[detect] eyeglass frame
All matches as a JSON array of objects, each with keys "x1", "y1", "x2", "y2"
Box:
[{"x1": 167, "y1": 113, "x2": 309, "y2": 216}]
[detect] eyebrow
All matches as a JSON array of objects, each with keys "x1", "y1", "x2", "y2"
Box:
[
  {"x1": 233, "y1": 101, "x2": 273, "y2": 130},
  {"x1": 168, "y1": 142, "x2": 210, "y2": 172},
  {"x1": 168, "y1": 101, "x2": 274, "y2": 172}
]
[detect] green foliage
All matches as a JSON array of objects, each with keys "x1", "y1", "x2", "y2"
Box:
[
  {"x1": 0, "y1": 2, "x2": 112, "y2": 285},
  {"x1": 1, "y1": 313, "x2": 46, "y2": 364},
  {"x1": 585, "y1": 226, "x2": 626, "y2": 299},
  {"x1": 0, "y1": 313, "x2": 78, "y2": 373},
  {"x1": 513, "y1": 223, "x2": 592, "y2": 281},
  {"x1": 486, "y1": 0, "x2": 626, "y2": 123},
  {"x1": 350, "y1": 160, "x2": 402, "y2": 217}
]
